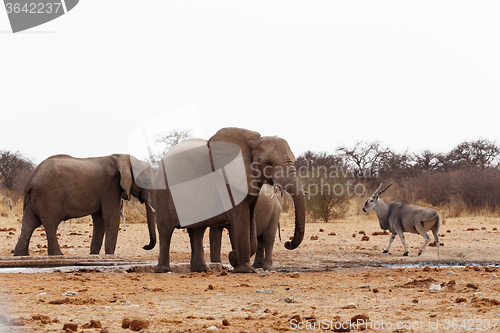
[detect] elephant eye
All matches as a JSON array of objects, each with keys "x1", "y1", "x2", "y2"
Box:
[{"x1": 265, "y1": 160, "x2": 273, "y2": 166}]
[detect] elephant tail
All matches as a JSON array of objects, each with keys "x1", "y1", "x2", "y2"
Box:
[
  {"x1": 250, "y1": 209, "x2": 257, "y2": 257},
  {"x1": 278, "y1": 219, "x2": 281, "y2": 242}
]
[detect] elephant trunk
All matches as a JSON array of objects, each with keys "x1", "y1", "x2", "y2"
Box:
[
  {"x1": 283, "y1": 177, "x2": 306, "y2": 250},
  {"x1": 143, "y1": 200, "x2": 156, "y2": 250}
]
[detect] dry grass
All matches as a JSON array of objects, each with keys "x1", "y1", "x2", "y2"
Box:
[
  {"x1": 0, "y1": 193, "x2": 148, "y2": 226},
  {"x1": 122, "y1": 198, "x2": 149, "y2": 224},
  {"x1": 3, "y1": 188, "x2": 500, "y2": 228},
  {"x1": 0, "y1": 195, "x2": 20, "y2": 217},
  {"x1": 0, "y1": 206, "x2": 10, "y2": 218}
]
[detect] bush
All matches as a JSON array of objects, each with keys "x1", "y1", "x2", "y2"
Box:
[
  {"x1": 454, "y1": 168, "x2": 500, "y2": 212},
  {"x1": 0, "y1": 150, "x2": 35, "y2": 200},
  {"x1": 406, "y1": 172, "x2": 455, "y2": 207},
  {"x1": 296, "y1": 151, "x2": 352, "y2": 222},
  {"x1": 397, "y1": 167, "x2": 500, "y2": 216},
  {"x1": 301, "y1": 174, "x2": 350, "y2": 222},
  {"x1": 122, "y1": 197, "x2": 149, "y2": 223}
]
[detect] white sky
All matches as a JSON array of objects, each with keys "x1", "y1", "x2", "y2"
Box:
[{"x1": 1, "y1": 1, "x2": 500, "y2": 164}]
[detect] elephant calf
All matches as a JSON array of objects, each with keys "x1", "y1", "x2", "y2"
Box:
[
  {"x1": 14, "y1": 154, "x2": 156, "y2": 256},
  {"x1": 210, "y1": 184, "x2": 282, "y2": 271}
]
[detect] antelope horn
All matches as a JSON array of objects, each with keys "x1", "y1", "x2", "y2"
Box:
[
  {"x1": 378, "y1": 183, "x2": 393, "y2": 196},
  {"x1": 372, "y1": 183, "x2": 383, "y2": 197}
]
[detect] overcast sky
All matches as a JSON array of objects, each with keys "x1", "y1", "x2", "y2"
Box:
[{"x1": 1, "y1": 1, "x2": 500, "y2": 164}]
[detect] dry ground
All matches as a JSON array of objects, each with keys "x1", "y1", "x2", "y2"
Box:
[{"x1": 0, "y1": 209, "x2": 500, "y2": 332}]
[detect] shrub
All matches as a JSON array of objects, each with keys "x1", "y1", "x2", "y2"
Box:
[
  {"x1": 453, "y1": 168, "x2": 500, "y2": 212},
  {"x1": 406, "y1": 172, "x2": 455, "y2": 207},
  {"x1": 301, "y1": 173, "x2": 350, "y2": 222},
  {"x1": 0, "y1": 150, "x2": 35, "y2": 200}
]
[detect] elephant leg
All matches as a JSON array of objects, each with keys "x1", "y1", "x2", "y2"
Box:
[
  {"x1": 14, "y1": 206, "x2": 42, "y2": 256},
  {"x1": 261, "y1": 211, "x2": 279, "y2": 271},
  {"x1": 226, "y1": 224, "x2": 238, "y2": 267},
  {"x1": 188, "y1": 227, "x2": 210, "y2": 272},
  {"x1": 209, "y1": 226, "x2": 224, "y2": 263},
  {"x1": 155, "y1": 223, "x2": 175, "y2": 273},
  {"x1": 228, "y1": 224, "x2": 238, "y2": 268},
  {"x1": 252, "y1": 236, "x2": 265, "y2": 269},
  {"x1": 104, "y1": 215, "x2": 120, "y2": 255},
  {"x1": 231, "y1": 206, "x2": 256, "y2": 273},
  {"x1": 90, "y1": 212, "x2": 105, "y2": 254},
  {"x1": 261, "y1": 237, "x2": 274, "y2": 271},
  {"x1": 44, "y1": 220, "x2": 63, "y2": 255},
  {"x1": 228, "y1": 223, "x2": 236, "y2": 250}
]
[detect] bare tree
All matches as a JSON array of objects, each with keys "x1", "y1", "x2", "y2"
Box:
[
  {"x1": 414, "y1": 150, "x2": 445, "y2": 172},
  {"x1": 446, "y1": 139, "x2": 500, "y2": 169},
  {"x1": 295, "y1": 151, "x2": 345, "y2": 174},
  {"x1": 149, "y1": 129, "x2": 193, "y2": 167},
  {"x1": 337, "y1": 141, "x2": 391, "y2": 179},
  {"x1": 156, "y1": 129, "x2": 193, "y2": 153},
  {"x1": 0, "y1": 150, "x2": 35, "y2": 198},
  {"x1": 378, "y1": 149, "x2": 416, "y2": 181}
]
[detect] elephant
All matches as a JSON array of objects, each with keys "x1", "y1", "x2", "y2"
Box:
[
  {"x1": 14, "y1": 154, "x2": 156, "y2": 256},
  {"x1": 209, "y1": 184, "x2": 282, "y2": 271},
  {"x1": 153, "y1": 127, "x2": 305, "y2": 273}
]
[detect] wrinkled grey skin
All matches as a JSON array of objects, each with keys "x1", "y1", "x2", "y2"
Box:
[
  {"x1": 210, "y1": 184, "x2": 281, "y2": 271},
  {"x1": 153, "y1": 127, "x2": 305, "y2": 273},
  {"x1": 14, "y1": 154, "x2": 156, "y2": 256}
]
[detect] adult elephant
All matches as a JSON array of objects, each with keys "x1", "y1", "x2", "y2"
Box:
[
  {"x1": 210, "y1": 184, "x2": 282, "y2": 271},
  {"x1": 153, "y1": 127, "x2": 305, "y2": 273},
  {"x1": 14, "y1": 154, "x2": 156, "y2": 256}
]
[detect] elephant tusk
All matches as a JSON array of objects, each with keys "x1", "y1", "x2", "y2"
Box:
[
  {"x1": 270, "y1": 185, "x2": 280, "y2": 199},
  {"x1": 145, "y1": 201, "x2": 156, "y2": 213},
  {"x1": 271, "y1": 184, "x2": 283, "y2": 199}
]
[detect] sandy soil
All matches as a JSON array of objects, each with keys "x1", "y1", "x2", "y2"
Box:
[{"x1": 0, "y1": 211, "x2": 500, "y2": 332}]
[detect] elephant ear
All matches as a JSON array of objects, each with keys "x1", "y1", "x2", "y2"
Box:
[
  {"x1": 208, "y1": 127, "x2": 261, "y2": 196},
  {"x1": 117, "y1": 154, "x2": 133, "y2": 200}
]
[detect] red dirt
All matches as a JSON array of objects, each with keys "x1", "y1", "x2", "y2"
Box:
[{"x1": 1, "y1": 213, "x2": 500, "y2": 332}]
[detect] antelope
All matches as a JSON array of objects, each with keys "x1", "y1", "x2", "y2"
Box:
[
  {"x1": 363, "y1": 184, "x2": 441, "y2": 257},
  {"x1": 4, "y1": 197, "x2": 12, "y2": 213}
]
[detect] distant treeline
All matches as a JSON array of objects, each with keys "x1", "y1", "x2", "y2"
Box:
[
  {"x1": 296, "y1": 139, "x2": 500, "y2": 221},
  {"x1": 3, "y1": 138, "x2": 500, "y2": 220}
]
